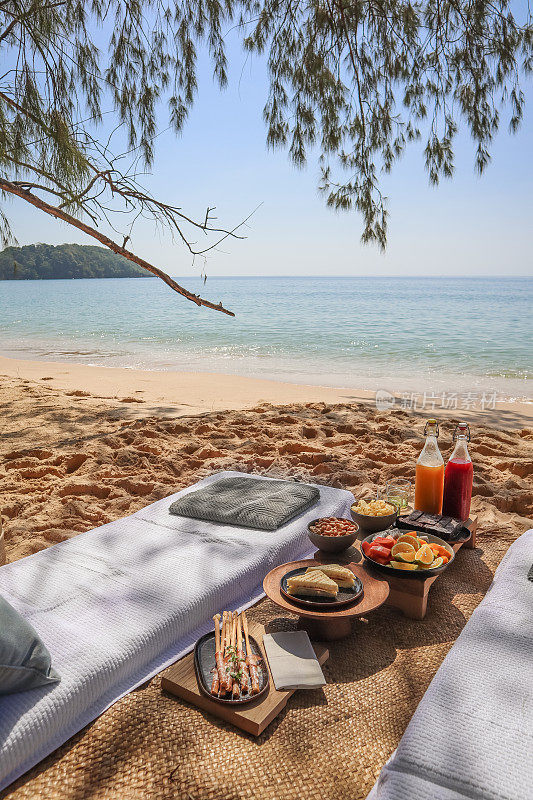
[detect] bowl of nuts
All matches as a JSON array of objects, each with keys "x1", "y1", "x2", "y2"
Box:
[
  {"x1": 350, "y1": 498, "x2": 398, "y2": 534},
  {"x1": 307, "y1": 516, "x2": 359, "y2": 553}
]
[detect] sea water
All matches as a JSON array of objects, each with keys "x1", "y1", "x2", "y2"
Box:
[{"x1": 0, "y1": 276, "x2": 531, "y2": 401}]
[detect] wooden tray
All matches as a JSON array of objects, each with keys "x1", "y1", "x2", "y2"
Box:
[{"x1": 161, "y1": 619, "x2": 329, "y2": 736}]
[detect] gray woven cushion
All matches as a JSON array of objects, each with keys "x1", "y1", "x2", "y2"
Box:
[
  {"x1": 0, "y1": 596, "x2": 60, "y2": 695},
  {"x1": 169, "y1": 476, "x2": 320, "y2": 531}
]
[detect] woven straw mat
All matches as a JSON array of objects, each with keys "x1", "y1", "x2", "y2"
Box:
[{"x1": 1, "y1": 530, "x2": 508, "y2": 800}]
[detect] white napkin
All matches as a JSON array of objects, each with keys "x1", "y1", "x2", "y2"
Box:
[{"x1": 263, "y1": 631, "x2": 326, "y2": 690}]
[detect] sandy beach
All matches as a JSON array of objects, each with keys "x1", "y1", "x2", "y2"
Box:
[
  {"x1": 1, "y1": 354, "x2": 531, "y2": 422},
  {"x1": 1, "y1": 6, "x2": 531, "y2": 793},
  {"x1": 1, "y1": 354, "x2": 532, "y2": 800},
  {"x1": 1, "y1": 354, "x2": 531, "y2": 564}
]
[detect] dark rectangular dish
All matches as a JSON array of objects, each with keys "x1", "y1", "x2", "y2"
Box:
[
  {"x1": 396, "y1": 511, "x2": 471, "y2": 543},
  {"x1": 194, "y1": 631, "x2": 269, "y2": 705}
]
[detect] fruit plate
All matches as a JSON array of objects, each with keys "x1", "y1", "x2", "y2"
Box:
[
  {"x1": 361, "y1": 532, "x2": 455, "y2": 579},
  {"x1": 280, "y1": 566, "x2": 364, "y2": 609}
]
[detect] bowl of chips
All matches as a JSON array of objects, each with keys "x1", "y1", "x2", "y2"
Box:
[{"x1": 350, "y1": 498, "x2": 398, "y2": 533}]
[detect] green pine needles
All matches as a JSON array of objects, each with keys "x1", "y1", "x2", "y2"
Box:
[
  {"x1": 0, "y1": 1, "x2": 531, "y2": 308},
  {"x1": 242, "y1": 0, "x2": 531, "y2": 248}
]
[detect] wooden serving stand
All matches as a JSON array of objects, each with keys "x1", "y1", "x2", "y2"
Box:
[
  {"x1": 315, "y1": 517, "x2": 478, "y2": 620},
  {"x1": 263, "y1": 559, "x2": 390, "y2": 641},
  {"x1": 382, "y1": 516, "x2": 477, "y2": 619},
  {"x1": 161, "y1": 619, "x2": 329, "y2": 736}
]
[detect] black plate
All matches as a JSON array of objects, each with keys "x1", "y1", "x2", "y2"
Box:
[
  {"x1": 280, "y1": 566, "x2": 364, "y2": 609},
  {"x1": 361, "y1": 532, "x2": 455, "y2": 579},
  {"x1": 194, "y1": 631, "x2": 269, "y2": 705}
]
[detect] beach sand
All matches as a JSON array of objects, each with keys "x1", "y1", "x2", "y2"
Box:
[
  {"x1": 1, "y1": 354, "x2": 531, "y2": 562},
  {"x1": 1, "y1": 355, "x2": 532, "y2": 800}
]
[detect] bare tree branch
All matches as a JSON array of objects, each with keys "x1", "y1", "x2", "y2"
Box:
[{"x1": 0, "y1": 177, "x2": 235, "y2": 316}]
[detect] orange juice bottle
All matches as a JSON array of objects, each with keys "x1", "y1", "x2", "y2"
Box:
[{"x1": 414, "y1": 419, "x2": 444, "y2": 514}]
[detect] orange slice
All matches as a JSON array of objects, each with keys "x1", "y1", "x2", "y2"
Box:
[
  {"x1": 396, "y1": 550, "x2": 416, "y2": 563},
  {"x1": 391, "y1": 542, "x2": 416, "y2": 557},
  {"x1": 415, "y1": 544, "x2": 434, "y2": 566},
  {"x1": 396, "y1": 534, "x2": 419, "y2": 550},
  {"x1": 389, "y1": 561, "x2": 418, "y2": 571}
]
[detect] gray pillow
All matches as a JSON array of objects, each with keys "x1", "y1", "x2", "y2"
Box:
[
  {"x1": 169, "y1": 476, "x2": 320, "y2": 531},
  {"x1": 0, "y1": 595, "x2": 60, "y2": 695}
]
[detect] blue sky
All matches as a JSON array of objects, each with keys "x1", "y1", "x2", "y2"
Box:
[{"x1": 6, "y1": 30, "x2": 533, "y2": 278}]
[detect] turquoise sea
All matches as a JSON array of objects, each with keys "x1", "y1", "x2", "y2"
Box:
[{"x1": 0, "y1": 276, "x2": 531, "y2": 401}]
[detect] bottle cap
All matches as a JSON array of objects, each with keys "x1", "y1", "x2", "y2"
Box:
[
  {"x1": 424, "y1": 419, "x2": 439, "y2": 437},
  {"x1": 454, "y1": 422, "x2": 471, "y2": 441}
]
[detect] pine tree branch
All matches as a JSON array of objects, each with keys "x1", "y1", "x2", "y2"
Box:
[
  {"x1": 0, "y1": 177, "x2": 235, "y2": 316},
  {"x1": 0, "y1": 90, "x2": 249, "y2": 256},
  {"x1": 0, "y1": 2, "x2": 66, "y2": 45}
]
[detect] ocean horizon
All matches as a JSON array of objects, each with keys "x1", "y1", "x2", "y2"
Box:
[{"x1": 1, "y1": 275, "x2": 531, "y2": 402}]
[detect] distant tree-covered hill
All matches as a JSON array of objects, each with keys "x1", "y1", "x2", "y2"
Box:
[{"x1": 0, "y1": 244, "x2": 150, "y2": 280}]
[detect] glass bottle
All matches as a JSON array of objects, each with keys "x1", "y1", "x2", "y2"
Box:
[
  {"x1": 414, "y1": 419, "x2": 444, "y2": 514},
  {"x1": 442, "y1": 422, "x2": 473, "y2": 520}
]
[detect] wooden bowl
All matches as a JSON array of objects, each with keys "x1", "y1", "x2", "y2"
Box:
[
  {"x1": 307, "y1": 519, "x2": 359, "y2": 553},
  {"x1": 350, "y1": 505, "x2": 397, "y2": 534}
]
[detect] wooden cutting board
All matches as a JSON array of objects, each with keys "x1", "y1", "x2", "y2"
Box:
[{"x1": 161, "y1": 620, "x2": 329, "y2": 736}]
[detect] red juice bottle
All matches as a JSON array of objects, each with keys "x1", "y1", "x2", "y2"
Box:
[{"x1": 442, "y1": 422, "x2": 473, "y2": 520}]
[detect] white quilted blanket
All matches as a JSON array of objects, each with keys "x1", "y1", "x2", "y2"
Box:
[
  {"x1": 367, "y1": 528, "x2": 533, "y2": 800},
  {"x1": 0, "y1": 471, "x2": 355, "y2": 791}
]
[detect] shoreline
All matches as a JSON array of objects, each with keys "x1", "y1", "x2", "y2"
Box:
[
  {"x1": 2, "y1": 347, "x2": 531, "y2": 403},
  {"x1": 1, "y1": 354, "x2": 531, "y2": 427}
]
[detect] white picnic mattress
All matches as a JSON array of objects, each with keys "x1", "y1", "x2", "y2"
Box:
[
  {"x1": 367, "y1": 528, "x2": 533, "y2": 800},
  {"x1": 0, "y1": 471, "x2": 355, "y2": 791}
]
